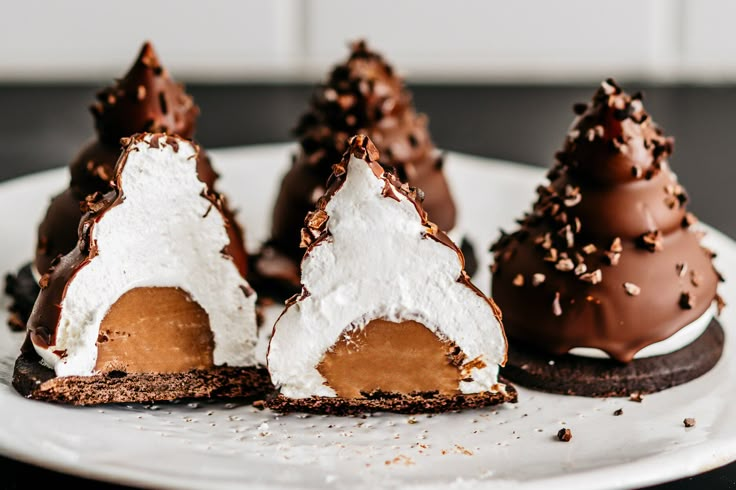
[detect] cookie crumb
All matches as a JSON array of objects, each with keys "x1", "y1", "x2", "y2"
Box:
[
  {"x1": 613, "y1": 409, "x2": 624, "y2": 416},
  {"x1": 683, "y1": 418, "x2": 696, "y2": 428},
  {"x1": 252, "y1": 400, "x2": 265, "y2": 410},
  {"x1": 557, "y1": 428, "x2": 572, "y2": 442},
  {"x1": 629, "y1": 392, "x2": 644, "y2": 403}
]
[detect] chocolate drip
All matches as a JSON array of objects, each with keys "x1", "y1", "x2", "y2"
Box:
[
  {"x1": 491, "y1": 79, "x2": 720, "y2": 363},
  {"x1": 28, "y1": 134, "x2": 242, "y2": 350},
  {"x1": 265, "y1": 41, "x2": 456, "y2": 267},
  {"x1": 33, "y1": 42, "x2": 246, "y2": 279}
]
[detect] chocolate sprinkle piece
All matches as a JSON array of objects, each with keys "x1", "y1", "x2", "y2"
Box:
[
  {"x1": 557, "y1": 428, "x2": 572, "y2": 442},
  {"x1": 638, "y1": 230, "x2": 663, "y2": 252},
  {"x1": 552, "y1": 292, "x2": 562, "y2": 316},
  {"x1": 623, "y1": 282, "x2": 641, "y2": 296},
  {"x1": 532, "y1": 273, "x2": 546, "y2": 287},
  {"x1": 579, "y1": 269, "x2": 602, "y2": 284},
  {"x1": 679, "y1": 292, "x2": 694, "y2": 310}
]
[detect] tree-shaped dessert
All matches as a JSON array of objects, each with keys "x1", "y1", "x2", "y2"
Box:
[
  {"x1": 267, "y1": 135, "x2": 515, "y2": 414},
  {"x1": 491, "y1": 79, "x2": 724, "y2": 396},
  {"x1": 13, "y1": 134, "x2": 268, "y2": 405},
  {"x1": 6, "y1": 42, "x2": 246, "y2": 329},
  {"x1": 254, "y1": 41, "x2": 466, "y2": 299}
]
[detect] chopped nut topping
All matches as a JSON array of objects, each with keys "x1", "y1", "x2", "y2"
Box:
[
  {"x1": 532, "y1": 273, "x2": 546, "y2": 286},
  {"x1": 574, "y1": 263, "x2": 588, "y2": 275},
  {"x1": 39, "y1": 273, "x2": 50, "y2": 289},
  {"x1": 623, "y1": 282, "x2": 641, "y2": 296},
  {"x1": 682, "y1": 212, "x2": 698, "y2": 228},
  {"x1": 544, "y1": 248, "x2": 559, "y2": 262},
  {"x1": 556, "y1": 258, "x2": 575, "y2": 272},
  {"x1": 604, "y1": 251, "x2": 621, "y2": 266},
  {"x1": 305, "y1": 209, "x2": 328, "y2": 230},
  {"x1": 638, "y1": 230, "x2": 663, "y2": 252},
  {"x1": 299, "y1": 228, "x2": 313, "y2": 248},
  {"x1": 582, "y1": 243, "x2": 597, "y2": 255},
  {"x1": 676, "y1": 262, "x2": 688, "y2": 278},
  {"x1": 557, "y1": 428, "x2": 572, "y2": 442},
  {"x1": 579, "y1": 269, "x2": 602, "y2": 284},
  {"x1": 512, "y1": 274, "x2": 525, "y2": 287},
  {"x1": 610, "y1": 237, "x2": 623, "y2": 253},
  {"x1": 552, "y1": 292, "x2": 563, "y2": 317}
]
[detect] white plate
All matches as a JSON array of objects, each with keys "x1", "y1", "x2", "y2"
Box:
[{"x1": 0, "y1": 143, "x2": 734, "y2": 490}]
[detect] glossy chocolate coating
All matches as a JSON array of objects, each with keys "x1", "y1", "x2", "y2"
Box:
[
  {"x1": 267, "y1": 41, "x2": 456, "y2": 265},
  {"x1": 33, "y1": 42, "x2": 245, "y2": 278},
  {"x1": 491, "y1": 79, "x2": 721, "y2": 363}
]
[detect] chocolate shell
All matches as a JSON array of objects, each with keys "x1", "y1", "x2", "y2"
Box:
[
  {"x1": 33, "y1": 42, "x2": 246, "y2": 279},
  {"x1": 256, "y1": 41, "x2": 456, "y2": 293},
  {"x1": 491, "y1": 79, "x2": 723, "y2": 363}
]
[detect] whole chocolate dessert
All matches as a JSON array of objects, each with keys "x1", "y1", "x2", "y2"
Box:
[
  {"x1": 267, "y1": 135, "x2": 515, "y2": 415},
  {"x1": 14, "y1": 134, "x2": 269, "y2": 405},
  {"x1": 253, "y1": 41, "x2": 470, "y2": 300},
  {"x1": 491, "y1": 79, "x2": 725, "y2": 396},
  {"x1": 6, "y1": 42, "x2": 246, "y2": 329}
]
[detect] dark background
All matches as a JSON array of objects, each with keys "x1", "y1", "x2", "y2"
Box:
[{"x1": 0, "y1": 84, "x2": 734, "y2": 489}]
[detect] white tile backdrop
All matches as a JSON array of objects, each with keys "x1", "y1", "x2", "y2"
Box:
[{"x1": 0, "y1": 0, "x2": 732, "y2": 83}]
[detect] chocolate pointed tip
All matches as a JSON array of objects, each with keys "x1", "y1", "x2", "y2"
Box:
[{"x1": 347, "y1": 134, "x2": 380, "y2": 162}]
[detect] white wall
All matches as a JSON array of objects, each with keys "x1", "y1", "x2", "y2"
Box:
[{"x1": 0, "y1": 0, "x2": 733, "y2": 83}]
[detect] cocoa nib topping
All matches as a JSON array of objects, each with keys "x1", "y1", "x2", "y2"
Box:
[
  {"x1": 557, "y1": 428, "x2": 572, "y2": 442},
  {"x1": 679, "y1": 292, "x2": 695, "y2": 310}
]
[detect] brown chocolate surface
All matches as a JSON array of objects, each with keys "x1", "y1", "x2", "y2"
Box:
[
  {"x1": 491, "y1": 79, "x2": 721, "y2": 363},
  {"x1": 258, "y1": 40, "x2": 456, "y2": 289},
  {"x1": 317, "y1": 319, "x2": 461, "y2": 398},
  {"x1": 95, "y1": 287, "x2": 214, "y2": 374},
  {"x1": 502, "y1": 319, "x2": 724, "y2": 397},
  {"x1": 13, "y1": 351, "x2": 272, "y2": 406},
  {"x1": 32, "y1": 41, "x2": 246, "y2": 281},
  {"x1": 28, "y1": 134, "x2": 244, "y2": 352}
]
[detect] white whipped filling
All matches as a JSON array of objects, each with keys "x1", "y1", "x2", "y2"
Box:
[
  {"x1": 268, "y1": 152, "x2": 507, "y2": 399},
  {"x1": 568, "y1": 303, "x2": 717, "y2": 359},
  {"x1": 35, "y1": 136, "x2": 257, "y2": 376}
]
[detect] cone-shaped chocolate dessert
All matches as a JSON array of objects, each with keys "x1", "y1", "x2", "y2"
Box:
[
  {"x1": 253, "y1": 41, "x2": 467, "y2": 300},
  {"x1": 6, "y1": 42, "x2": 247, "y2": 329},
  {"x1": 491, "y1": 79, "x2": 725, "y2": 397},
  {"x1": 267, "y1": 135, "x2": 515, "y2": 415},
  {"x1": 13, "y1": 134, "x2": 269, "y2": 405}
]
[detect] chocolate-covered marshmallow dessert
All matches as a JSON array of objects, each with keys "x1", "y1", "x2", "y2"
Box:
[
  {"x1": 491, "y1": 79, "x2": 725, "y2": 396},
  {"x1": 13, "y1": 134, "x2": 269, "y2": 405},
  {"x1": 267, "y1": 135, "x2": 515, "y2": 414},
  {"x1": 253, "y1": 41, "x2": 471, "y2": 300},
  {"x1": 5, "y1": 41, "x2": 247, "y2": 329}
]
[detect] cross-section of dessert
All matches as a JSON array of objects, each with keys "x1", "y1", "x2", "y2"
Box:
[
  {"x1": 267, "y1": 135, "x2": 515, "y2": 414},
  {"x1": 490, "y1": 79, "x2": 725, "y2": 397},
  {"x1": 13, "y1": 134, "x2": 269, "y2": 405},
  {"x1": 252, "y1": 41, "x2": 474, "y2": 301},
  {"x1": 5, "y1": 41, "x2": 247, "y2": 329}
]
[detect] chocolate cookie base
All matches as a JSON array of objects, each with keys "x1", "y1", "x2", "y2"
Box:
[
  {"x1": 13, "y1": 351, "x2": 273, "y2": 406},
  {"x1": 267, "y1": 383, "x2": 517, "y2": 415},
  {"x1": 4, "y1": 263, "x2": 39, "y2": 330},
  {"x1": 502, "y1": 319, "x2": 724, "y2": 397}
]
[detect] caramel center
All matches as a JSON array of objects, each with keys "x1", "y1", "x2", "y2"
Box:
[
  {"x1": 95, "y1": 287, "x2": 214, "y2": 374},
  {"x1": 317, "y1": 319, "x2": 461, "y2": 398}
]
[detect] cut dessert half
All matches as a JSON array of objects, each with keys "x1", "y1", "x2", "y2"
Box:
[
  {"x1": 5, "y1": 41, "x2": 247, "y2": 330},
  {"x1": 13, "y1": 134, "x2": 269, "y2": 405},
  {"x1": 267, "y1": 135, "x2": 515, "y2": 415}
]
